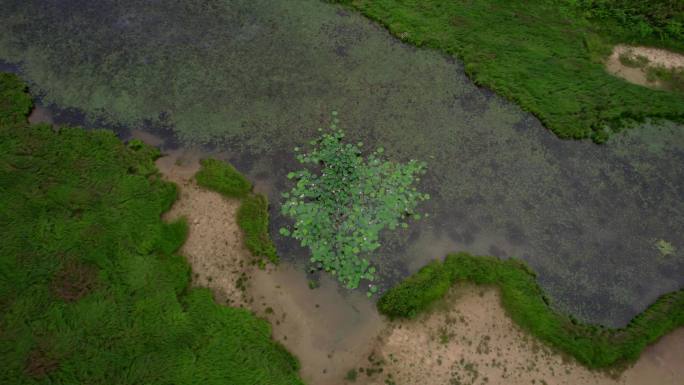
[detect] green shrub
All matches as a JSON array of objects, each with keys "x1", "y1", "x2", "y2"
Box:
[
  {"x1": 237, "y1": 194, "x2": 279, "y2": 264},
  {"x1": 0, "y1": 76, "x2": 301, "y2": 384},
  {"x1": 378, "y1": 252, "x2": 684, "y2": 368},
  {"x1": 196, "y1": 158, "x2": 252, "y2": 198}
]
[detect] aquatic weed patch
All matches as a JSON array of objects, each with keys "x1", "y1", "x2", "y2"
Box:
[
  {"x1": 378, "y1": 252, "x2": 684, "y2": 368},
  {"x1": 0, "y1": 76, "x2": 302, "y2": 384},
  {"x1": 279, "y1": 119, "x2": 429, "y2": 291}
]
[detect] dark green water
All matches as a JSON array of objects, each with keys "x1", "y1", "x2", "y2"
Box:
[{"x1": 2, "y1": 0, "x2": 683, "y2": 326}]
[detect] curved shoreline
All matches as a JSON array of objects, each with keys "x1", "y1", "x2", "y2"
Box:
[{"x1": 378, "y1": 252, "x2": 684, "y2": 368}]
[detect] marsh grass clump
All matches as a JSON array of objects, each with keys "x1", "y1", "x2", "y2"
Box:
[
  {"x1": 196, "y1": 158, "x2": 279, "y2": 264},
  {"x1": 618, "y1": 52, "x2": 650, "y2": 68},
  {"x1": 196, "y1": 158, "x2": 252, "y2": 198},
  {"x1": 0, "y1": 76, "x2": 302, "y2": 384},
  {"x1": 378, "y1": 252, "x2": 684, "y2": 368}
]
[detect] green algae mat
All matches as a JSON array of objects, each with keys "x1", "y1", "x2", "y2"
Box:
[
  {"x1": 0, "y1": 74, "x2": 303, "y2": 385},
  {"x1": 1, "y1": 0, "x2": 683, "y2": 327}
]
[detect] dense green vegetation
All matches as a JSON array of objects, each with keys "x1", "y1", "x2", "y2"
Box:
[
  {"x1": 334, "y1": 0, "x2": 684, "y2": 142},
  {"x1": 578, "y1": 0, "x2": 684, "y2": 44},
  {"x1": 0, "y1": 73, "x2": 301, "y2": 384},
  {"x1": 0, "y1": 72, "x2": 31, "y2": 124},
  {"x1": 196, "y1": 158, "x2": 252, "y2": 199},
  {"x1": 237, "y1": 194, "x2": 278, "y2": 264},
  {"x1": 378, "y1": 252, "x2": 684, "y2": 368},
  {"x1": 280, "y1": 117, "x2": 429, "y2": 291},
  {"x1": 196, "y1": 158, "x2": 278, "y2": 264}
]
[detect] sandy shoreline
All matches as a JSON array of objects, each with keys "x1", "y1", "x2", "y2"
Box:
[{"x1": 153, "y1": 146, "x2": 682, "y2": 385}]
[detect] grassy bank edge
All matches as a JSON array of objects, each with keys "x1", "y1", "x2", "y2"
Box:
[
  {"x1": 0, "y1": 72, "x2": 301, "y2": 384},
  {"x1": 329, "y1": 0, "x2": 684, "y2": 143},
  {"x1": 378, "y1": 252, "x2": 684, "y2": 369},
  {"x1": 195, "y1": 158, "x2": 279, "y2": 264}
]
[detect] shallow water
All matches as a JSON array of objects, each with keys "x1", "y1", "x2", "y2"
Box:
[
  {"x1": 155, "y1": 146, "x2": 383, "y2": 384},
  {"x1": 2, "y1": 0, "x2": 683, "y2": 326}
]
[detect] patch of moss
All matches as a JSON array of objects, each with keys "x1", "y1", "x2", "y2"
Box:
[
  {"x1": 378, "y1": 252, "x2": 684, "y2": 369},
  {"x1": 237, "y1": 194, "x2": 279, "y2": 264}
]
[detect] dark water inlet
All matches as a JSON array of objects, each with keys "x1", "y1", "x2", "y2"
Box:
[{"x1": 1, "y1": 0, "x2": 683, "y2": 327}]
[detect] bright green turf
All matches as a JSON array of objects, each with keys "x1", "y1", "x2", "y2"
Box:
[
  {"x1": 334, "y1": 0, "x2": 684, "y2": 142},
  {"x1": 0, "y1": 73, "x2": 302, "y2": 384},
  {"x1": 378, "y1": 252, "x2": 684, "y2": 369}
]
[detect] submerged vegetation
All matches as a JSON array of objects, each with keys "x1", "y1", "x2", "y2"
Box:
[
  {"x1": 0, "y1": 73, "x2": 301, "y2": 384},
  {"x1": 280, "y1": 116, "x2": 429, "y2": 291},
  {"x1": 335, "y1": 0, "x2": 684, "y2": 142},
  {"x1": 378, "y1": 252, "x2": 684, "y2": 368},
  {"x1": 196, "y1": 158, "x2": 279, "y2": 264}
]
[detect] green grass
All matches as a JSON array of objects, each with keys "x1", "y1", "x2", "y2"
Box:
[
  {"x1": 378, "y1": 252, "x2": 684, "y2": 368},
  {"x1": 196, "y1": 158, "x2": 252, "y2": 199},
  {"x1": 195, "y1": 158, "x2": 279, "y2": 264},
  {"x1": 333, "y1": 0, "x2": 684, "y2": 142},
  {"x1": 237, "y1": 194, "x2": 279, "y2": 264},
  {"x1": 0, "y1": 74, "x2": 302, "y2": 384},
  {"x1": 0, "y1": 73, "x2": 32, "y2": 125}
]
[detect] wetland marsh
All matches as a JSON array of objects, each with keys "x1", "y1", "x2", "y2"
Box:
[{"x1": 1, "y1": 0, "x2": 683, "y2": 384}]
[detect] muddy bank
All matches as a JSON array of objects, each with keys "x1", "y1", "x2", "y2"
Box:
[
  {"x1": 154, "y1": 147, "x2": 682, "y2": 385},
  {"x1": 358, "y1": 286, "x2": 683, "y2": 385}
]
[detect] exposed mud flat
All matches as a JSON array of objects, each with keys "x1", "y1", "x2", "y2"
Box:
[
  {"x1": 357, "y1": 286, "x2": 683, "y2": 385},
  {"x1": 155, "y1": 148, "x2": 383, "y2": 384},
  {"x1": 155, "y1": 145, "x2": 683, "y2": 385},
  {"x1": 606, "y1": 44, "x2": 684, "y2": 89}
]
